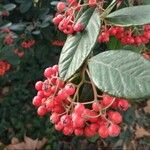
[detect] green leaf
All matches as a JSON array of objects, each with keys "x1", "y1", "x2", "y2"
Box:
[
  {"x1": 0, "y1": 47, "x2": 20, "y2": 65},
  {"x1": 59, "y1": 8, "x2": 101, "y2": 80},
  {"x1": 143, "y1": 0, "x2": 150, "y2": 5},
  {"x1": 20, "y1": 1, "x2": 32, "y2": 13},
  {"x1": 10, "y1": 23, "x2": 26, "y2": 31},
  {"x1": 106, "y1": 5, "x2": 150, "y2": 26},
  {"x1": 88, "y1": 50, "x2": 150, "y2": 100},
  {"x1": 3, "y1": 3, "x2": 16, "y2": 11},
  {"x1": 107, "y1": 36, "x2": 122, "y2": 50}
]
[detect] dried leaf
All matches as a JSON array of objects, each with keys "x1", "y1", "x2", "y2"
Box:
[
  {"x1": 6, "y1": 136, "x2": 47, "y2": 150},
  {"x1": 144, "y1": 100, "x2": 150, "y2": 113},
  {"x1": 135, "y1": 125, "x2": 150, "y2": 139}
]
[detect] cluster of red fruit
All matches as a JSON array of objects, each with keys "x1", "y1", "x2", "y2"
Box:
[
  {"x1": 4, "y1": 35, "x2": 14, "y2": 45},
  {"x1": 21, "y1": 39, "x2": 35, "y2": 49},
  {"x1": 0, "y1": 60, "x2": 11, "y2": 76},
  {"x1": 51, "y1": 40, "x2": 65, "y2": 46},
  {"x1": 14, "y1": 49, "x2": 25, "y2": 58},
  {"x1": 52, "y1": 0, "x2": 87, "y2": 34},
  {"x1": 1, "y1": 10, "x2": 9, "y2": 17},
  {"x1": 33, "y1": 65, "x2": 129, "y2": 138},
  {"x1": 98, "y1": 25, "x2": 150, "y2": 46}
]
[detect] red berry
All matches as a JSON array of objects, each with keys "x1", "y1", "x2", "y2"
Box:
[
  {"x1": 32, "y1": 96, "x2": 42, "y2": 107},
  {"x1": 64, "y1": 83, "x2": 76, "y2": 95},
  {"x1": 108, "y1": 124, "x2": 120, "y2": 137},
  {"x1": 44, "y1": 67, "x2": 53, "y2": 78},
  {"x1": 50, "y1": 113, "x2": 60, "y2": 124},
  {"x1": 63, "y1": 126, "x2": 74, "y2": 135},
  {"x1": 88, "y1": 0, "x2": 97, "y2": 7},
  {"x1": 52, "y1": 14, "x2": 64, "y2": 25},
  {"x1": 37, "y1": 105, "x2": 47, "y2": 116},
  {"x1": 92, "y1": 101, "x2": 102, "y2": 112},
  {"x1": 74, "y1": 103, "x2": 85, "y2": 114},
  {"x1": 108, "y1": 111, "x2": 122, "y2": 124},
  {"x1": 117, "y1": 99, "x2": 129, "y2": 111},
  {"x1": 98, "y1": 125, "x2": 109, "y2": 138},
  {"x1": 35, "y1": 81, "x2": 43, "y2": 91},
  {"x1": 57, "y1": 2, "x2": 66, "y2": 12},
  {"x1": 74, "y1": 128, "x2": 83, "y2": 136},
  {"x1": 55, "y1": 122, "x2": 63, "y2": 131},
  {"x1": 84, "y1": 127, "x2": 95, "y2": 137},
  {"x1": 102, "y1": 94, "x2": 115, "y2": 107},
  {"x1": 73, "y1": 23, "x2": 84, "y2": 32}
]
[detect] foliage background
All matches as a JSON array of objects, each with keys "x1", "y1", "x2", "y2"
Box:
[{"x1": 0, "y1": 0, "x2": 150, "y2": 149}]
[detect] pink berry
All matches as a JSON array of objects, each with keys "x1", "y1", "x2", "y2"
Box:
[
  {"x1": 50, "y1": 113, "x2": 60, "y2": 124},
  {"x1": 44, "y1": 67, "x2": 53, "y2": 78},
  {"x1": 117, "y1": 99, "x2": 129, "y2": 111},
  {"x1": 73, "y1": 23, "x2": 84, "y2": 32},
  {"x1": 108, "y1": 124, "x2": 120, "y2": 137},
  {"x1": 64, "y1": 83, "x2": 76, "y2": 95},
  {"x1": 108, "y1": 111, "x2": 122, "y2": 124},
  {"x1": 32, "y1": 96, "x2": 42, "y2": 107},
  {"x1": 52, "y1": 14, "x2": 64, "y2": 25},
  {"x1": 102, "y1": 94, "x2": 115, "y2": 107},
  {"x1": 74, "y1": 128, "x2": 83, "y2": 136},
  {"x1": 98, "y1": 125, "x2": 109, "y2": 138},
  {"x1": 88, "y1": 0, "x2": 97, "y2": 7},
  {"x1": 57, "y1": 2, "x2": 66, "y2": 12},
  {"x1": 35, "y1": 81, "x2": 43, "y2": 91},
  {"x1": 92, "y1": 101, "x2": 102, "y2": 112},
  {"x1": 37, "y1": 105, "x2": 47, "y2": 116}
]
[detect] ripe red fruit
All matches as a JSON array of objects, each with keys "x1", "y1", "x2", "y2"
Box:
[
  {"x1": 37, "y1": 105, "x2": 47, "y2": 116},
  {"x1": 73, "y1": 23, "x2": 84, "y2": 32},
  {"x1": 50, "y1": 113, "x2": 60, "y2": 124},
  {"x1": 64, "y1": 83, "x2": 76, "y2": 95},
  {"x1": 102, "y1": 94, "x2": 115, "y2": 107},
  {"x1": 74, "y1": 128, "x2": 83, "y2": 136},
  {"x1": 98, "y1": 125, "x2": 109, "y2": 138},
  {"x1": 60, "y1": 115, "x2": 72, "y2": 127},
  {"x1": 57, "y1": 2, "x2": 66, "y2": 12},
  {"x1": 88, "y1": 0, "x2": 97, "y2": 7},
  {"x1": 108, "y1": 124, "x2": 121, "y2": 137},
  {"x1": 63, "y1": 126, "x2": 74, "y2": 135},
  {"x1": 143, "y1": 52, "x2": 150, "y2": 60},
  {"x1": 55, "y1": 122, "x2": 63, "y2": 131},
  {"x1": 44, "y1": 67, "x2": 53, "y2": 78},
  {"x1": 32, "y1": 96, "x2": 42, "y2": 107},
  {"x1": 108, "y1": 111, "x2": 122, "y2": 124},
  {"x1": 72, "y1": 115, "x2": 85, "y2": 128},
  {"x1": 92, "y1": 101, "x2": 102, "y2": 112},
  {"x1": 35, "y1": 81, "x2": 43, "y2": 91},
  {"x1": 117, "y1": 99, "x2": 129, "y2": 111},
  {"x1": 84, "y1": 127, "x2": 95, "y2": 137},
  {"x1": 52, "y1": 14, "x2": 64, "y2": 25},
  {"x1": 74, "y1": 103, "x2": 85, "y2": 114}
]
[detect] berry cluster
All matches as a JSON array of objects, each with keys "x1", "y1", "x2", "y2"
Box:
[
  {"x1": 1, "y1": 10, "x2": 9, "y2": 17},
  {"x1": 51, "y1": 40, "x2": 65, "y2": 46},
  {"x1": 0, "y1": 60, "x2": 11, "y2": 76},
  {"x1": 52, "y1": 1, "x2": 86, "y2": 34},
  {"x1": 14, "y1": 49, "x2": 25, "y2": 58},
  {"x1": 98, "y1": 25, "x2": 150, "y2": 46},
  {"x1": 33, "y1": 65, "x2": 129, "y2": 138},
  {"x1": 4, "y1": 35, "x2": 14, "y2": 45},
  {"x1": 21, "y1": 39, "x2": 35, "y2": 49}
]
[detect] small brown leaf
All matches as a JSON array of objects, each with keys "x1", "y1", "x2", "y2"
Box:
[
  {"x1": 135, "y1": 125, "x2": 150, "y2": 139},
  {"x1": 6, "y1": 136, "x2": 47, "y2": 150},
  {"x1": 144, "y1": 100, "x2": 150, "y2": 114}
]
